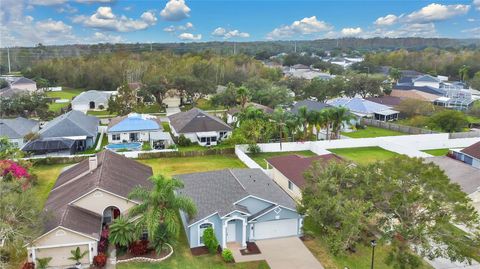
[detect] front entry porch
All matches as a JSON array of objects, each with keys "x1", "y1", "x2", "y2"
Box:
[{"x1": 222, "y1": 217, "x2": 247, "y2": 249}]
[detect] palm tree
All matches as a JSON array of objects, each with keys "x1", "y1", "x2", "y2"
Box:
[
  {"x1": 236, "y1": 107, "x2": 266, "y2": 125},
  {"x1": 128, "y1": 174, "x2": 196, "y2": 253},
  {"x1": 236, "y1": 86, "x2": 250, "y2": 109},
  {"x1": 272, "y1": 108, "x2": 289, "y2": 148},
  {"x1": 330, "y1": 107, "x2": 353, "y2": 140},
  {"x1": 306, "y1": 110, "x2": 318, "y2": 140},
  {"x1": 459, "y1": 65, "x2": 470, "y2": 82},
  {"x1": 297, "y1": 106, "x2": 309, "y2": 139},
  {"x1": 312, "y1": 111, "x2": 327, "y2": 140},
  {"x1": 68, "y1": 247, "x2": 88, "y2": 265},
  {"x1": 285, "y1": 113, "x2": 301, "y2": 142},
  {"x1": 389, "y1": 68, "x2": 401, "y2": 83},
  {"x1": 109, "y1": 216, "x2": 136, "y2": 248},
  {"x1": 36, "y1": 257, "x2": 52, "y2": 269},
  {"x1": 322, "y1": 109, "x2": 333, "y2": 141}
]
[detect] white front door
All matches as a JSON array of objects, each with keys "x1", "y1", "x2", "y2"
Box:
[
  {"x1": 226, "y1": 222, "x2": 236, "y2": 242},
  {"x1": 254, "y1": 219, "x2": 298, "y2": 240}
]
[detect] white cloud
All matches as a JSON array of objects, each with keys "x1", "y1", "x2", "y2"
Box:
[
  {"x1": 160, "y1": 0, "x2": 190, "y2": 21},
  {"x1": 405, "y1": 3, "x2": 470, "y2": 23},
  {"x1": 468, "y1": 18, "x2": 476, "y2": 22},
  {"x1": 73, "y1": 7, "x2": 157, "y2": 32},
  {"x1": 178, "y1": 32, "x2": 201, "y2": 41},
  {"x1": 92, "y1": 32, "x2": 124, "y2": 43},
  {"x1": 35, "y1": 18, "x2": 72, "y2": 33},
  {"x1": 341, "y1": 27, "x2": 363, "y2": 36},
  {"x1": 474, "y1": 0, "x2": 480, "y2": 10},
  {"x1": 56, "y1": 4, "x2": 78, "y2": 14},
  {"x1": 76, "y1": 0, "x2": 115, "y2": 3},
  {"x1": 266, "y1": 16, "x2": 332, "y2": 39},
  {"x1": 163, "y1": 22, "x2": 193, "y2": 32},
  {"x1": 462, "y1": 27, "x2": 480, "y2": 37},
  {"x1": 212, "y1": 27, "x2": 249, "y2": 39},
  {"x1": 383, "y1": 23, "x2": 438, "y2": 38},
  {"x1": 374, "y1": 14, "x2": 398, "y2": 26},
  {"x1": 29, "y1": 0, "x2": 66, "y2": 5}
]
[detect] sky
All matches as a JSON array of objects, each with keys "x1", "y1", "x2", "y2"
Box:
[{"x1": 1, "y1": 0, "x2": 480, "y2": 47}]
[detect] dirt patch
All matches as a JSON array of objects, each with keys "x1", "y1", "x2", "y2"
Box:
[
  {"x1": 240, "y1": 242, "x2": 261, "y2": 255},
  {"x1": 117, "y1": 249, "x2": 169, "y2": 261}
]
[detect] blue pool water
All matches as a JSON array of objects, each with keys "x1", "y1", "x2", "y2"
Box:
[{"x1": 105, "y1": 142, "x2": 142, "y2": 151}]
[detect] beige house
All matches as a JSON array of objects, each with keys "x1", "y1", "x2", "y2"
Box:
[
  {"x1": 27, "y1": 150, "x2": 152, "y2": 268},
  {"x1": 266, "y1": 154, "x2": 343, "y2": 201}
]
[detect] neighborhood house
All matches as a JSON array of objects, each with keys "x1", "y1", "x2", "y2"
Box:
[
  {"x1": 175, "y1": 169, "x2": 303, "y2": 249},
  {"x1": 26, "y1": 150, "x2": 153, "y2": 268},
  {"x1": 168, "y1": 108, "x2": 232, "y2": 146},
  {"x1": 328, "y1": 97, "x2": 400, "y2": 122},
  {"x1": 0, "y1": 76, "x2": 38, "y2": 98},
  {"x1": 0, "y1": 117, "x2": 39, "y2": 148},
  {"x1": 22, "y1": 110, "x2": 99, "y2": 155},
  {"x1": 451, "y1": 141, "x2": 480, "y2": 169},
  {"x1": 107, "y1": 113, "x2": 173, "y2": 150},
  {"x1": 71, "y1": 90, "x2": 116, "y2": 113}
]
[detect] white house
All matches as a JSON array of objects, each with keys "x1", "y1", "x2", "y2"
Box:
[
  {"x1": 107, "y1": 113, "x2": 173, "y2": 149},
  {"x1": 0, "y1": 117, "x2": 39, "y2": 148},
  {"x1": 0, "y1": 76, "x2": 38, "y2": 98},
  {"x1": 168, "y1": 108, "x2": 232, "y2": 146},
  {"x1": 412, "y1": 75, "x2": 442, "y2": 88},
  {"x1": 451, "y1": 141, "x2": 480, "y2": 169},
  {"x1": 71, "y1": 90, "x2": 116, "y2": 113}
]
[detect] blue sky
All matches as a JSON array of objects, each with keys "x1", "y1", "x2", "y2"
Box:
[{"x1": 1, "y1": 0, "x2": 479, "y2": 47}]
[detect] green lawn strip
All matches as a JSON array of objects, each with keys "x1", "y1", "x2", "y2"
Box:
[
  {"x1": 341, "y1": 126, "x2": 405, "y2": 138},
  {"x1": 46, "y1": 88, "x2": 84, "y2": 112},
  {"x1": 161, "y1": 122, "x2": 171, "y2": 132},
  {"x1": 31, "y1": 163, "x2": 72, "y2": 207},
  {"x1": 48, "y1": 102, "x2": 68, "y2": 112},
  {"x1": 421, "y1": 148, "x2": 450, "y2": 156},
  {"x1": 247, "y1": 151, "x2": 317, "y2": 169},
  {"x1": 177, "y1": 143, "x2": 234, "y2": 152},
  {"x1": 328, "y1": 147, "x2": 399, "y2": 165}
]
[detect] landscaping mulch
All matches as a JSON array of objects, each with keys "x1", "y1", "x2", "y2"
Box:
[
  {"x1": 117, "y1": 249, "x2": 169, "y2": 261},
  {"x1": 190, "y1": 246, "x2": 210, "y2": 256},
  {"x1": 240, "y1": 242, "x2": 261, "y2": 255}
]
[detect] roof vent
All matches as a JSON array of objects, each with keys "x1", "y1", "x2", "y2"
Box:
[{"x1": 89, "y1": 156, "x2": 98, "y2": 171}]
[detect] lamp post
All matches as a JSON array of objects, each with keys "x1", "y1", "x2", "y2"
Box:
[{"x1": 370, "y1": 240, "x2": 376, "y2": 269}]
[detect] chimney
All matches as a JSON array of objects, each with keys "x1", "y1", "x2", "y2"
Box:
[{"x1": 89, "y1": 156, "x2": 98, "y2": 171}]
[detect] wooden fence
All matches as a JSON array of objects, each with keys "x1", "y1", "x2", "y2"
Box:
[{"x1": 361, "y1": 118, "x2": 436, "y2": 135}]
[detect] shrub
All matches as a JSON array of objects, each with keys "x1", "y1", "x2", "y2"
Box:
[
  {"x1": 93, "y1": 253, "x2": 107, "y2": 267},
  {"x1": 98, "y1": 105, "x2": 105, "y2": 110},
  {"x1": 203, "y1": 227, "x2": 219, "y2": 254},
  {"x1": 222, "y1": 248, "x2": 234, "y2": 263},
  {"x1": 128, "y1": 240, "x2": 149, "y2": 256},
  {"x1": 177, "y1": 134, "x2": 192, "y2": 146},
  {"x1": 247, "y1": 144, "x2": 261, "y2": 155}
]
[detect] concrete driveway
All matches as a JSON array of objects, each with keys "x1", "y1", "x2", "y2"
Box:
[{"x1": 255, "y1": 237, "x2": 324, "y2": 269}]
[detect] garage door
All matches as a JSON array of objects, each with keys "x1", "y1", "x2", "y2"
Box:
[{"x1": 254, "y1": 219, "x2": 298, "y2": 240}]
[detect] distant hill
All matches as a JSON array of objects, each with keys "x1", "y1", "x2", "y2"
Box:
[{"x1": 1, "y1": 38, "x2": 479, "y2": 73}]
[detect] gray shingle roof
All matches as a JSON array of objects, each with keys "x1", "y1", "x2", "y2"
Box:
[
  {"x1": 0, "y1": 117, "x2": 38, "y2": 139},
  {"x1": 71, "y1": 90, "x2": 112, "y2": 106},
  {"x1": 291, "y1": 100, "x2": 331, "y2": 114},
  {"x1": 175, "y1": 168, "x2": 296, "y2": 225},
  {"x1": 39, "y1": 110, "x2": 99, "y2": 139},
  {"x1": 168, "y1": 108, "x2": 231, "y2": 133}
]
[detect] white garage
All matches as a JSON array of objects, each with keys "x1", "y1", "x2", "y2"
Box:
[{"x1": 253, "y1": 219, "x2": 299, "y2": 240}]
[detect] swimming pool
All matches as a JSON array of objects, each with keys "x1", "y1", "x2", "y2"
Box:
[{"x1": 105, "y1": 142, "x2": 142, "y2": 151}]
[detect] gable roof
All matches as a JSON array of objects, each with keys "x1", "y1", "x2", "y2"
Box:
[
  {"x1": 71, "y1": 90, "x2": 113, "y2": 105},
  {"x1": 43, "y1": 150, "x2": 153, "y2": 238},
  {"x1": 365, "y1": 96, "x2": 405, "y2": 107},
  {"x1": 291, "y1": 100, "x2": 331, "y2": 114},
  {"x1": 460, "y1": 141, "x2": 480, "y2": 160},
  {"x1": 168, "y1": 108, "x2": 231, "y2": 133},
  {"x1": 267, "y1": 154, "x2": 343, "y2": 188},
  {"x1": 0, "y1": 117, "x2": 38, "y2": 139},
  {"x1": 427, "y1": 157, "x2": 480, "y2": 195},
  {"x1": 175, "y1": 168, "x2": 296, "y2": 225},
  {"x1": 328, "y1": 97, "x2": 394, "y2": 115},
  {"x1": 39, "y1": 110, "x2": 99, "y2": 139},
  {"x1": 108, "y1": 113, "x2": 162, "y2": 132},
  {"x1": 11, "y1": 77, "x2": 36, "y2": 85},
  {"x1": 413, "y1": 75, "x2": 441, "y2": 83}
]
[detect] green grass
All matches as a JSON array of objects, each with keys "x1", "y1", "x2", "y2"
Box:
[
  {"x1": 183, "y1": 98, "x2": 225, "y2": 111},
  {"x1": 177, "y1": 143, "x2": 234, "y2": 152},
  {"x1": 80, "y1": 134, "x2": 108, "y2": 154},
  {"x1": 162, "y1": 122, "x2": 171, "y2": 132},
  {"x1": 31, "y1": 163, "x2": 72, "y2": 207},
  {"x1": 138, "y1": 155, "x2": 246, "y2": 177},
  {"x1": 421, "y1": 148, "x2": 450, "y2": 156},
  {"x1": 135, "y1": 103, "x2": 165, "y2": 113},
  {"x1": 247, "y1": 151, "x2": 317, "y2": 169},
  {"x1": 46, "y1": 88, "x2": 84, "y2": 112},
  {"x1": 328, "y1": 147, "x2": 399, "y2": 165},
  {"x1": 341, "y1": 126, "x2": 405, "y2": 138}
]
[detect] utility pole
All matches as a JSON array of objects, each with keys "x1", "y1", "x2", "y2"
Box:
[
  {"x1": 294, "y1": 41, "x2": 297, "y2": 53},
  {"x1": 233, "y1": 42, "x2": 236, "y2": 55},
  {"x1": 7, "y1": 47, "x2": 11, "y2": 74},
  {"x1": 150, "y1": 42, "x2": 152, "y2": 52}
]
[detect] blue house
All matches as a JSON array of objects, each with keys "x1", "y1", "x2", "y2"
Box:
[{"x1": 175, "y1": 169, "x2": 303, "y2": 249}]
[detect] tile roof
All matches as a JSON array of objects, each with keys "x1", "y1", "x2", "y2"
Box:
[
  {"x1": 175, "y1": 168, "x2": 296, "y2": 225},
  {"x1": 168, "y1": 108, "x2": 231, "y2": 133},
  {"x1": 291, "y1": 100, "x2": 331, "y2": 114},
  {"x1": 460, "y1": 141, "x2": 480, "y2": 160},
  {"x1": 267, "y1": 154, "x2": 343, "y2": 188},
  {"x1": 39, "y1": 110, "x2": 99, "y2": 139},
  {"x1": 43, "y1": 150, "x2": 153, "y2": 238},
  {"x1": 0, "y1": 117, "x2": 38, "y2": 139},
  {"x1": 427, "y1": 157, "x2": 480, "y2": 195}
]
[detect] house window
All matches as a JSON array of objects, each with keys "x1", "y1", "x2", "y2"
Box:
[
  {"x1": 199, "y1": 223, "x2": 213, "y2": 245},
  {"x1": 112, "y1": 134, "x2": 120, "y2": 141},
  {"x1": 200, "y1": 137, "x2": 206, "y2": 143},
  {"x1": 211, "y1": 136, "x2": 217, "y2": 142},
  {"x1": 288, "y1": 180, "x2": 293, "y2": 190}
]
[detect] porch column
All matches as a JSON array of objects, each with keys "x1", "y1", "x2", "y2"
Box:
[
  {"x1": 29, "y1": 247, "x2": 36, "y2": 262},
  {"x1": 222, "y1": 221, "x2": 227, "y2": 249},
  {"x1": 242, "y1": 221, "x2": 247, "y2": 248},
  {"x1": 88, "y1": 242, "x2": 93, "y2": 263}
]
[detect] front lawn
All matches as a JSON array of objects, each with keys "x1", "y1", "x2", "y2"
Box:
[
  {"x1": 87, "y1": 110, "x2": 117, "y2": 117},
  {"x1": 46, "y1": 88, "x2": 84, "y2": 112},
  {"x1": 341, "y1": 126, "x2": 405, "y2": 138},
  {"x1": 328, "y1": 147, "x2": 399, "y2": 165},
  {"x1": 31, "y1": 163, "x2": 74, "y2": 207},
  {"x1": 247, "y1": 151, "x2": 317, "y2": 169},
  {"x1": 421, "y1": 148, "x2": 450, "y2": 156}
]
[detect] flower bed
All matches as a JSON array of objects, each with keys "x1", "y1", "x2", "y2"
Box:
[
  {"x1": 240, "y1": 242, "x2": 261, "y2": 255},
  {"x1": 116, "y1": 243, "x2": 173, "y2": 264}
]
